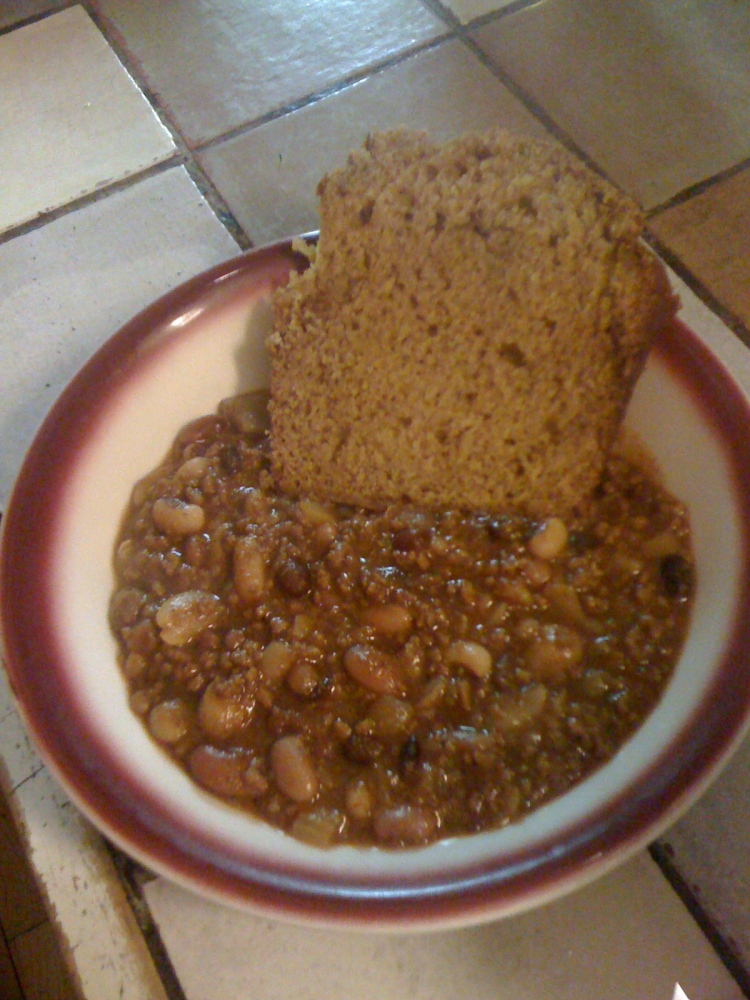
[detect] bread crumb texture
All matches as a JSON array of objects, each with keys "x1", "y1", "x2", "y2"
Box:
[{"x1": 269, "y1": 128, "x2": 677, "y2": 517}]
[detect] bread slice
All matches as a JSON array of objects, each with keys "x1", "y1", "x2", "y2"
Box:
[{"x1": 268, "y1": 128, "x2": 677, "y2": 517}]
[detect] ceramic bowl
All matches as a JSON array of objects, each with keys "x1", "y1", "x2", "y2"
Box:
[{"x1": 2, "y1": 239, "x2": 750, "y2": 931}]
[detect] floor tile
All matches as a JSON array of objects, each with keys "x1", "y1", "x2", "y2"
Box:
[
  {"x1": 0, "y1": 7, "x2": 175, "y2": 236},
  {"x1": 13, "y1": 767, "x2": 168, "y2": 1000},
  {"x1": 0, "y1": 0, "x2": 67, "y2": 29},
  {"x1": 91, "y1": 0, "x2": 446, "y2": 148},
  {"x1": 198, "y1": 38, "x2": 551, "y2": 246},
  {"x1": 0, "y1": 166, "x2": 239, "y2": 509},
  {"x1": 648, "y1": 165, "x2": 750, "y2": 329},
  {"x1": 145, "y1": 852, "x2": 742, "y2": 1000},
  {"x1": 657, "y1": 730, "x2": 750, "y2": 971},
  {"x1": 0, "y1": 793, "x2": 48, "y2": 940},
  {"x1": 439, "y1": 0, "x2": 518, "y2": 25},
  {"x1": 470, "y1": 0, "x2": 750, "y2": 209},
  {"x1": 10, "y1": 921, "x2": 81, "y2": 1000}
]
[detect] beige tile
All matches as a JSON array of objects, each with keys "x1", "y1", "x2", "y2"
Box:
[
  {"x1": 0, "y1": 7, "x2": 175, "y2": 235},
  {"x1": 10, "y1": 921, "x2": 81, "y2": 1000},
  {"x1": 198, "y1": 38, "x2": 552, "y2": 246},
  {"x1": 439, "y1": 0, "x2": 518, "y2": 25},
  {"x1": 145, "y1": 852, "x2": 743, "y2": 1000},
  {"x1": 0, "y1": 166, "x2": 239, "y2": 507},
  {"x1": 91, "y1": 0, "x2": 446, "y2": 148},
  {"x1": 648, "y1": 166, "x2": 750, "y2": 329},
  {"x1": 471, "y1": 0, "x2": 750, "y2": 209}
]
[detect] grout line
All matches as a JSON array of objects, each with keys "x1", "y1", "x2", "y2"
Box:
[
  {"x1": 0, "y1": 156, "x2": 182, "y2": 248},
  {"x1": 643, "y1": 229, "x2": 750, "y2": 349},
  {"x1": 103, "y1": 841, "x2": 188, "y2": 1000},
  {"x1": 192, "y1": 34, "x2": 451, "y2": 156},
  {"x1": 647, "y1": 155, "x2": 750, "y2": 217},
  {"x1": 0, "y1": 0, "x2": 78, "y2": 38},
  {"x1": 649, "y1": 843, "x2": 750, "y2": 998}
]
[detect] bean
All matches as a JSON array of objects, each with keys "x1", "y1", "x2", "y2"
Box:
[
  {"x1": 528, "y1": 517, "x2": 568, "y2": 559},
  {"x1": 148, "y1": 699, "x2": 192, "y2": 744},
  {"x1": 155, "y1": 590, "x2": 221, "y2": 646},
  {"x1": 286, "y1": 660, "x2": 320, "y2": 697},
  {"x1": 188, "y1": 745, "x2": 250, "y2": 798},
  {"x1": 270, "y1": 736, "x2": 319, "y2": 804},
  {"x1": 369, "y1": 695, "x2": 414, "y2": 738},
  {"x1": 152, "y1": 497, "x2": 205, "y2": 537},
  {"x1": 198, "y1": 678, "x2": 251, "y2": 740},
  {"x1": 525, "y1": 624, "x2": 583, "y2": 680},
  {"x1": 361, "y1": 604, "x2": 413, "y2": 639},
  {"x1": 172, "y1": 456, "x2": 208, "y2": 487},
  {"x1": 290, "y1": 808, "x2": 344, "y2": 847},
  {"x1": 296, "y1": 499, "x2": 336, "y2": 527},
  {"x1": 233, "y1": 537, "x2": 266, "y2": 603},
  {"x1": 275, "y1": 558, "x2": 310, "y2": 597},
  {"x1": 218, "y1": 390, "x2": 270, "y2": 437},
  {"x1": 445, "y1": 640, "x2": 492, "y2": 679},
  {"x1": 345, "y1": 780, "x2": 373, "y2": 821},
  {"x1": 343, "y1": 645, "x2": 404, "y2": 695},
  {"x1": 109, "y1": 587, "x2": 145, "y2": 628},
  {"x1": 259, "y1": 640, "x2": 294, "y2": 684},
  {"x1": 373, "y1": 805, "x2": 438, "y2": 845}
]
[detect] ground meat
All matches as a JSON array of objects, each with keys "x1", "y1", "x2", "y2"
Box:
[{"x1": 110, "y1": 391, "x2": 693, "y2": 848}]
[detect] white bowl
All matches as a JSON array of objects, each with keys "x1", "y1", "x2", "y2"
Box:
[{"x1": 3, "y1": 239, "x2": 750, "y2": 931}]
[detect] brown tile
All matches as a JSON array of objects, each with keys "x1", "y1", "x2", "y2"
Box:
[
  {"x1": 470, "y1": 0, "x2": 750, "y2": 209},
  {"x1": 198, "y1": 38, "x2": 552, "y2": 245},
  {"x1": 0, "y1": 794, "x2": 48, "y2": 940},
  {"x1": 649, "y1": 165, "x2": 750, "y2": 329},
  {"x1": 0, "y1": 929, "x2": 22, "y2": 1000},
  {"x1": 10, "y1": 922, "x2": 81, "y2": 1000},
  {"x1": 91, "y1": 0, "x2": 446, "y2": 147}
]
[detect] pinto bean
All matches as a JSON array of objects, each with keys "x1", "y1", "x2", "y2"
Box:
[
  {"x1": 373, "y1": 805, "x2": 438, "y2": 845},
  {"x1": 188, "y1": 745, "x2": 250, "y2": 798},
  {"x1": 155, "y1": 590, "x2": 221, "y2": 646},
  {"x1": 361, "y1": 604, "x2": 413, "y2": 639},
  {"x1": 343, "y1": 645, "x2": 404, "y2": 695},
  {"x1": 525, "y1": 624, "x2": 584, "y2": 681},
  {"x1": 270, "y1": 736, "x2": 318, "y2": 803},
  {"x1": 528, "y1": 517, "x2": 568, "y2": 559}
]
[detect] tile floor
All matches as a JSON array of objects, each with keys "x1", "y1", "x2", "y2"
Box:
[{"x1": 2, "y1": 0, "x2": 750, "y2": 997}]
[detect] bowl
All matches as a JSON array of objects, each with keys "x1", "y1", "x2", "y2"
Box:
[{"x1": 2, "y1": 238, "x2": 750, "y2": 931}]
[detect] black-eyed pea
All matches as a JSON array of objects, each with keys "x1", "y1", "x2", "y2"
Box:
[
  {"x1": 152, "y1": 497, "x2": 205, "y2": 536},
  {"x1": 445, "y1": 640, "x2": 492, "y2": 680},
  {"x1": 172, "y1": 456, "x2": 209, "y2": 488},
  {"x1": 528, "y1": 517, "x2": 568, "y2": 559},
  {"x1": 148, "y1": 698, "x2": 192, "y2": 745},
  {"x1": 270, "y1": 735, "x2": 319, "y2": 803}
]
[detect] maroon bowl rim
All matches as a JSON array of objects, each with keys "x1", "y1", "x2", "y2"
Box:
[{"x1": 2, "y1": 239, "x2": 750, "y2": 928}]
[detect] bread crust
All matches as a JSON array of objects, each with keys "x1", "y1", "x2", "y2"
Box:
[{"x1": 268, "y1": 128, "x2": 678, "y2": 517}]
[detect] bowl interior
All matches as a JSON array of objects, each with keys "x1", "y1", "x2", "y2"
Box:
[{"x1": 4, "y1": 244, "x2": 750, "y2": 926}]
